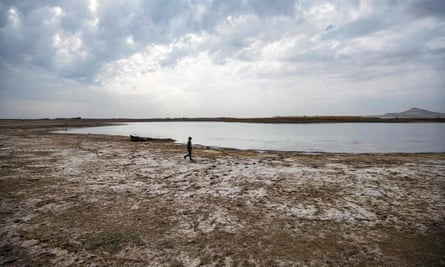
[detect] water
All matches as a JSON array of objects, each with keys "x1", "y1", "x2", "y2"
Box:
[{"x1": 58, "y1": 122, "x2": 445, "y2": 153}]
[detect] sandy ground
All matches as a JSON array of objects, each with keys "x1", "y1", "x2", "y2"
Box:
[{"x1": 1, "y1": 120, "x2": 444, "y2": 266}]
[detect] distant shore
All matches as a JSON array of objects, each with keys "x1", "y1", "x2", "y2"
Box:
[
  {"x1": 1, "y1": 116, "x2": 444, "y2": 130},
  {"x1": 122, "y1": 116, "x2": 445, "y2": 123}
]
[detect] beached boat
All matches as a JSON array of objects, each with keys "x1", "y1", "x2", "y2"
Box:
[{"x1": 130, "y1": 135, "x2": 174, "y2": 142}]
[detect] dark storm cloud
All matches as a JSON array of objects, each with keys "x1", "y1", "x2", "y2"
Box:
[
  {"x1": 1, "y1": 0, "x2": 442, "y2": 78},
  {"x1": 1, "y1": 0, "x2": 444, "y2": 117},
  {"x1": 409, "y1": 0, "x2": 445, "y2": 18},
  {"x1": 0, "y1": 0, "x2": 303, "y2": 81}
]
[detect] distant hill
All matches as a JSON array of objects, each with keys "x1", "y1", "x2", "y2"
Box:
[{"x1": 381, "y1": 107, "x2": 445, "y2": 119}]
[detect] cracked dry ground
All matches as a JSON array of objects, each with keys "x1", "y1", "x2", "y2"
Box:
[{"x1": 1, "y1": 128, "x2": 444, "y2": 266}]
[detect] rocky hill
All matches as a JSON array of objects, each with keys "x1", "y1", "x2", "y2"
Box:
[{"x1": 381, "y1": 107, "x2": 445, "y2": 118}]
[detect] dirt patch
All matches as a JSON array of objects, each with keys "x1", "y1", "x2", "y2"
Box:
[{"x1": 1, "y1": 121, "x2": 444, "y2": 266}]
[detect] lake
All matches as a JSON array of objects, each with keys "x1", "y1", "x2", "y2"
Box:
[{"x1": 59, "y1": 122, "x2": 445, "y2": 153}]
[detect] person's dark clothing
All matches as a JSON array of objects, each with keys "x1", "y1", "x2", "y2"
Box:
[
  {"x1": 187, "y1": 139, "x2": 192, "y2": 151},
  {"x1": 184, "y1": 138, "x2": 192, "y2": 160}
]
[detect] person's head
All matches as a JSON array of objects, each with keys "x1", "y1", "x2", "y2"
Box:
[{"x1": 188, "y1": 136, "x2": 192, "y2": 140}]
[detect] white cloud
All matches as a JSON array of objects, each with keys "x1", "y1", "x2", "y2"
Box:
[
  {"x1": 8, "y1": 7, "x2": 20, "y2": 26},
  {"x1": 88, "y1": 0, "x2": 98, "y2": 14},
  {"x1": 0, "y1": 0, "x2": 444, "y2": 118}
]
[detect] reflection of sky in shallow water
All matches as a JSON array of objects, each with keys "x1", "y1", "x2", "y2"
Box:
[{"x1": 57, "y1": 122, "x2": 445, "y2": 153}]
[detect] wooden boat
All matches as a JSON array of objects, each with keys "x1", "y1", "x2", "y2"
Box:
[{"x1": 130, "y1": 135, "x2": 174, "y2": 142}]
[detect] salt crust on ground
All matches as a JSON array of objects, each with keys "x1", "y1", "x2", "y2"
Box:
[{"x1": 0, "y1": 129, "x2": 444, "y2": 266}]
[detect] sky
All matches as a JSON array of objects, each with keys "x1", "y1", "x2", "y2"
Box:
[{"x1": 0, "y1": 0, "x2": 444, "y2": 118}]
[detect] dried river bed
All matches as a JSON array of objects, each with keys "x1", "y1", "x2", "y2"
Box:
[{"x1": 0, "y1": 125, "x2": 444, "y2": 266}]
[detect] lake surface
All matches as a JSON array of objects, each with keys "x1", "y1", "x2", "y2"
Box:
[{"x1": 59, "y1": 122, "x2": 445, "y2": 153}]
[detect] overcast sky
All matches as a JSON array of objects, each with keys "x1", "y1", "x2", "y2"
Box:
[{"x1": 0, "y1": 0, "x2": 444, "y2": 118}]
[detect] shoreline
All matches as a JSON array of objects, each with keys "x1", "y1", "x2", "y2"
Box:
[
  {"x1": 1, "y1": 120, "x2": 444, "y2": 265},
  {"x1": 55, "y1": 131, "x2": 445, "y2": 156},
  {"x1": 1, "y1": 116, "x2": 444, "y2": 127},
  {"x1": 4, "y1": 117, "x2": 445, "y2": 154},
  {"x1": 52, "y1": 120, "x2": 445, "y2": 155}
]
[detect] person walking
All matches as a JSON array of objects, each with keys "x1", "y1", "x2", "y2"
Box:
[{"x1": 184, "y1": 136, "x2": 193, "y2": 160}]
